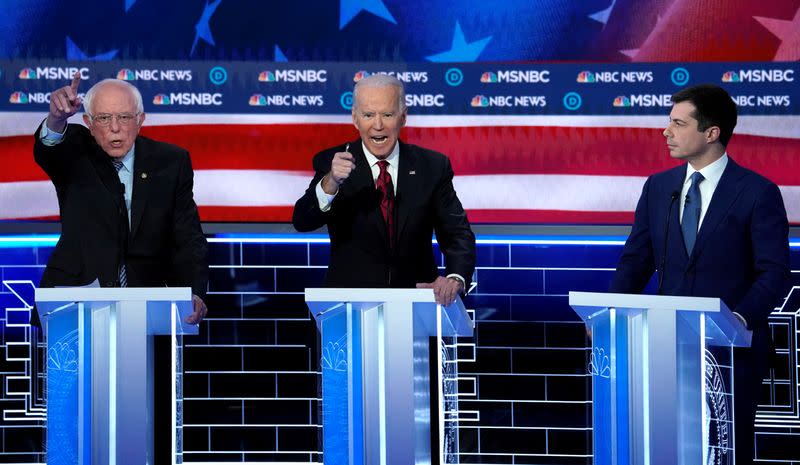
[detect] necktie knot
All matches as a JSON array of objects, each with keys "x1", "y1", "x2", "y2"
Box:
[
  {"x1": 690, "y1": 171, "x2": 704, "y2": 186},
  {"x1": 111, "y1": 159, "x2": 124, "y2": 172},
  {"x1": 377, "y1": 160, "x2": 389, "y2": 172}
]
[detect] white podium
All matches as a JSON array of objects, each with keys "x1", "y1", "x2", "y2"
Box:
[{"x1": 35, "y1": 287, "x2": 197, "y2": 465}]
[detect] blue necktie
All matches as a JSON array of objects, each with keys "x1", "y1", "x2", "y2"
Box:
[
  {"x1": 681, "y1": 171, "x2": 704, "y2": 255},
  {"x1": 112, "y1": 159, "x2": 128, "y2": 287}
]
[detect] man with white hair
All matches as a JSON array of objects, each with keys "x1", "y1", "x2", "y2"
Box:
[
  {"x1": 293, "y1": 74, "x2": 475, "y2": 305},
  {"x1": 34, "y1": 72, "x2": 209, "y2": 463}
]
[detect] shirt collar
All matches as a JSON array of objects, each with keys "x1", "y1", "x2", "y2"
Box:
[
  {"x1": 684, "y1": 152, "x2": 728, "y2": 185},
  {"x1": 361, "y1": 140, "x2": 400, "y2": 167},
  {"x1": 117, "y1": 144, "x2": 135, "y2": 172}
]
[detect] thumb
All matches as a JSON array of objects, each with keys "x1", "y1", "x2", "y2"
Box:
[{"x1": 416, "y1": 282, "x2": 433, "y2": 288}]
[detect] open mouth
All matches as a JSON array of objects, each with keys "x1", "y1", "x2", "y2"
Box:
[{"x1": 370, "y1": 135, "x2": 388, "y2": 144}]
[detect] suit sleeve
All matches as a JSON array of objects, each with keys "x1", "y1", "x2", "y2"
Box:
[
  {"x1": 33, "y1": 122, "x2": 84, "y2": 187},
  {"x1": 432, "y1": 156, "x2": 476, "y2": 288},
  {"x1": 292, "y1": 152, "x2": 332, "y2": 232},
  {"x1": 610, "y1": 177, "x2": 656, "y2": 293},
  {"x1": 169, "y1": 151, "x2": 209, "y2": 299},
  {"x1": 734, "y1": 182, "x2": 790, "y2": 328}
]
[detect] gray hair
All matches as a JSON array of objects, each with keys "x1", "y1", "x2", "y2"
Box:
[
  {"x1": 353, "y1": 73, "x2": 406, "y2": 112},
  {"x1": 83, "y1": 78, "x2": 144, "y2": 115}
]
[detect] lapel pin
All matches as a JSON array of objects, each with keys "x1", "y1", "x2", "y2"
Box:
[
  {"x1": 409, "y1": 170, "x2": 416, "y2": 175},
  {"x1": 141, "y1": 172, "x2": 148, "y2": 179}
]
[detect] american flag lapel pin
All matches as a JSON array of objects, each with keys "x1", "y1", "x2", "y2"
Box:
[{"x1": 409, "y1": 170, "x2": 415, "y2": 175}]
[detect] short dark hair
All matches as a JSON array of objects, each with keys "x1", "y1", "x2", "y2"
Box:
[{"x1": 671, "y1": 84, "x2": 737, "y2": 147}]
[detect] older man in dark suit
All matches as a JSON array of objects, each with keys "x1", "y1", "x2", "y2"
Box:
[
  {"x1": 611, "y1": 84, "x2": 790, "y2": 464},
  {"x1": 293, "y1": 74, "x2": 475, "y2": 305},
  {"x1": 34, "y1": 73, "x2": 209, "y2": 464}
]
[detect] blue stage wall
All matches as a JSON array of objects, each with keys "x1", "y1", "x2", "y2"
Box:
[{"x1": 1, "y1": 230, "x2": 798, "y2": 464}]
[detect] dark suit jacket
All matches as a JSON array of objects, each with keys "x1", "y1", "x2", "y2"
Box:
[
  {"x1": 33, "y1": 123, "x2": 209, "y2": 317},
  {"x1": 610, "y1": 156, "x2": 790, "y2": 368},
  {"x1": 293, "y1": 139, "x2": 475, "y2": 289}
]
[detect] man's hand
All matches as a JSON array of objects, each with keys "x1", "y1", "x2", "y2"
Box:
[
  {"x1": 321, "y1": 149, "x2": 355, "y2": 194},
  {"x1": 47, "y1": 71, "x2": 82, "y2": 133},
  {"x1": 417, "y1": 276, "x2": 463, "y2": 306},
  {"x1": 186, "y1": 294, "x2": 208, "y2": 325}
]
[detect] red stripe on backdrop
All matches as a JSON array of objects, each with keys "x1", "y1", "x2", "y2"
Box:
[{"x1": 2, "y1": 124, "x2": 798, "y2": 184}]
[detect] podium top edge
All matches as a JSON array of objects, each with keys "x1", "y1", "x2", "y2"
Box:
[
  {"x1": 305, "y1": 287, "x2": 441, "y2": 303},
  {"x1": 568, "y1": 291, "x2": 724, "y2": 312},
  {"x1": 35, "y1": 286, "x2": 193, "y2": 303}
]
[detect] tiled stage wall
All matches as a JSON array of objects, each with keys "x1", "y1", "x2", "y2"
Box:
[{"x1": 0, "y1": 226, "x2": 798, "y2": 464}]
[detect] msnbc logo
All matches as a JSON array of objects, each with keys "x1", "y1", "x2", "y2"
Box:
[
  {"x1": 258, "y1": 71, "x2": 276, "y2": 82},
  {"x1": 613, "y1": 96, "x2": 632, "y2": 107},
  {"x1": 152, "y1": 94, "x2": 171, "y2": 105},
  {"x1": 9, "y1": 92, "x2": 29, "y2": 104},
  {"x1": 722, "y1": 71, "x2": 740, "y2": 83},
  {"x1": 249, "y1": 94, "x2": 267, "y2": 106},
  {"x1": 117, "y1": 69, "x2": 135, "y2": 80},
  {"x1": 18, "y1": 68, "x2": 37, "y2": 79},
  {"x1": 576, "y1": 71, "x2": 596, "y2": 83},
  {"x1": 480, "y1": 72, "x2": 498, "y2": 83},
  {"x1": 470, "y1": 95, "x2": 489, "y2": 107},
  {"x1": 353, "y1": 71, "x2": 370, "y2": 82}
]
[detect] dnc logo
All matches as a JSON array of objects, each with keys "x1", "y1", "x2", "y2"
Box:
[
  {"x1": 18, "y1": 68, "x2": 37, "y2": 79},
  {"x1": 576, "y1": 71, "x2": 596, "y2": 83},
  {"x1": 258, "y1": 71, "x2": 276, "y2": 82},
  {"x1": 470, "y1": 95, "x2": 489, "y2": 107},
  {"x1": 613, "y1": 96, "x2": 632, "y2": 107},
  {"x1": 9, "y1": 92, "x2": 29, "y2": 104},
  {"x1": 721, "y1": 71, "x2": 740, "y2": 83},
  {"x1": 249, "y1": 94, "x2": 267, "y2": 106},
  {"x1": 153, "y1": 94, "x2": 171, "y2": 105},
  {"x1": 480, "y1": 72, "x2": 498, "y2": 83},
  {"x1": 117, "y1": 69, "x2": 135, "y2": 80}
]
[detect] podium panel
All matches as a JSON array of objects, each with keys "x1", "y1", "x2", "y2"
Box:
[
  {"x1": 305, "y1": 288, "x2": 474, "y2": 465},
  {"x1": 570, "y1": 292, "x2": 751, "y2": 465},
  {"x1": 35, "y1": 287, "x2": 197, "y2": 465}
]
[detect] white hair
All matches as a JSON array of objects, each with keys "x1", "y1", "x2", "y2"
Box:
[
  {"x1": 353, "y1": 73, "x2": 406, "y2": 112},
  {"x1": 83, "y1": 78, "x2": 144, "y2": 115}
]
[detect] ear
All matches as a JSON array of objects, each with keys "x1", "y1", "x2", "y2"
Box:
[
  {"x1": 83, "y1": 113, "x2": 91, "y2": 128},
  {"x1": 352, "y1": 109, "x2": 358, "y2": 129},
  {"x1": 138, "y1": 112, "x2": 146, "y2": 127},
  {"x1": 399, "y1": 107, "x2": 407, "y2": 129},
  {"x1": 706, "y1": 126, "x2": 721, "y2": 144}
]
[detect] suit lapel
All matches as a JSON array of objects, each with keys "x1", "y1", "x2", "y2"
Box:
[
  {"x1": 130, "y1": 137, "x2": 153, "y2": 240},
  {"x1": 690, "y1": 159, "x2": 746, "y2": 263},
  {"x1": 666, "y1": 167, "x2": 689, "y2": 261},
  {"x1": 395, "y1": 141, "x2": 417, "y2": 242},
  {"x1": 88, "y1": 143, "x2": 125, "y2": 207}
]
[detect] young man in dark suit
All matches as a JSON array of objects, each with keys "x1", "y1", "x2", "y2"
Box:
[
  {"x1": 610, "y1": 84, "x2": 790, "y2": 463},
  {"x1": 293, "y1": 74, "x2": 475, "y2": 306}
]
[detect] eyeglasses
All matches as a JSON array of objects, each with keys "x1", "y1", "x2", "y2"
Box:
[{"x1": 90, "y1": 112, "x2": 140, "y2": 126}]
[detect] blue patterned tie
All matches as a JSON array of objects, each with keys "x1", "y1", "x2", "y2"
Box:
[
  {"x1": 681, "y1": 171, "x2": 704, "y2": 255},
  {"x1": 112, "y1": 159, "x2": 128, "y2": 287}
]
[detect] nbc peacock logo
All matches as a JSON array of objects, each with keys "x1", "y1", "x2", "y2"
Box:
[
  {"x1": 480, "y1": 72, "x2": 498, "y2": 83},
  {"x1": 613, "y1": 96, "x2": 632, "y2": 107},
  {"x1": 577, "y1": 71, "x2": 596, "y2": 83},
  {"x1": 116, "y1": 69, "x2": 135, "y2": 80},
  {"x1": 470, "y1": 95, "x2": 489, "y2": 107},
  {"x1": 18, "y1": 68, "x2": 37, "y2": 79},
  {"x1": 353, "y1": 71, "x2": 370, "y2": 82},
  {"x1": 248, "y1": 94, "x2": 267, "y2": 106},
  {"x1": 258, "y1": 71, "x2": 276, "y2": 82},
  {"x1": 152, "y1": 94, "x2": 171, "y2": 105},
  {"x1": 9, "y1": 92, "x2": 29, "y2": 104},
  {"x1": 721, "y1": 71, "x2": 740, "y2": 83}
]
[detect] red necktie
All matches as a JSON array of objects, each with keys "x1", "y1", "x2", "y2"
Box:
[{"x1": 376, "y1": 160, "x2": 395, "y2": 246}]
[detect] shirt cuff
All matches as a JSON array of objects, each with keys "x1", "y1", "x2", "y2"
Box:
[
  {"x1": 315, "y1": 179, "x2": 337, "y2": 212},
  {"x1": 446, "y1": 274, "x2": 467, "y2": 293},
  {"x1": 39, "y1": 119, "x2": 66, "y2": 146},
  {"x1": 732, "y1": 311, "x2": 748, "y2": 329}
]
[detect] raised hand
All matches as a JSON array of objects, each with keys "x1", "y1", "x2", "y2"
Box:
[
  {"x1": 47, "y1": 71, "x2": 83, "y2": 133},
  {"x1": 321, "y1": 144, "x2": 356, "y2": 194}
]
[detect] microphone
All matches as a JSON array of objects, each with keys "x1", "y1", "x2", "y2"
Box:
[{"x1": 658, "y1": 191, "x2": 680, "y2": 294}]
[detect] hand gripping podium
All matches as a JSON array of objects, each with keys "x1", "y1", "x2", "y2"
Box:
[
  {"x1": 568, "y1": 292, "x2": 752, "y2": 465},
  {"x1": 305, "y1": 288, "x2": 474, "y2": 465},
  {"x1": 35, "y1": 287, "x2": 198, "y2": 465}
]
